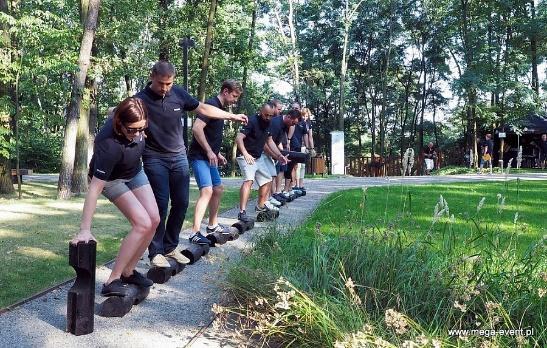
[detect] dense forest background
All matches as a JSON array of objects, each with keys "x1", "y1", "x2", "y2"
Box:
[{"x1": 0, "y1": 0, "x2": 546, "y2": 196}]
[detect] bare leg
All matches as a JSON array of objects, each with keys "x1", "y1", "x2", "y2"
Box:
[
  {"x1": 257, "y1": 182, "x2": 270, "y2": 207},
  {"x1": 239, "y1": 180, "x2": 253, "y2": 212},
  {"x1": 192, "y1": 186, "x2": 213, "y2": 233},
  {"x1": 107, "y1": 185, "x2": 159, "y2": 284},
  {"x1": 207, "y1": 185, "x2": 224, "y2": 226}
]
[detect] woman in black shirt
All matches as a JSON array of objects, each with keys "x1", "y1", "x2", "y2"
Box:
[{"x1": 71, "y1": 97, "x2": 160, "y2": 296}]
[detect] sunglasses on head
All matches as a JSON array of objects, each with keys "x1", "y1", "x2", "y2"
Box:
[{"x1": 124, "y1": 124, "x2": 147, "y2": 134}]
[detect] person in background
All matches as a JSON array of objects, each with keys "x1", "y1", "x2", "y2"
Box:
[
  {"x1": 295, "y1": 107, "x2": 315, "y2": 189},
  {"x1": 479, "y1": 133, "x2": 494, "y2": 175},
  {"x1": 539, "y1": 133, "x2": 547, "y2": 169},
  {"x1": 423, "y1": 142, "x2": 437, "y2": 175}
]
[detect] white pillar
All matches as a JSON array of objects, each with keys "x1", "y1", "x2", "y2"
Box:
[{"x1": 330, "y1": 131, "x2": 345, "y2": 175}]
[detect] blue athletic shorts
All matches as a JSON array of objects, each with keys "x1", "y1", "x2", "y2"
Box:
[{"x1": 191, "y1": 159, "x2": 222, "y2": 189}]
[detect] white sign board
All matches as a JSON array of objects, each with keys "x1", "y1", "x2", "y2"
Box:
[
  {"x1": 330, "y1": 131, "x2": 345, "y2": 175},
  {"x1": 498, "y1": 132, "x2": 506, "y2": 138}
]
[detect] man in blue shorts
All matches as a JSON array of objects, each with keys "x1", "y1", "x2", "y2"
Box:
[{"x1": 187, "y1": 80, "x2": 243, "y2": 244}]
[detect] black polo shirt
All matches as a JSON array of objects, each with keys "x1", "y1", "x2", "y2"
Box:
[
  {"x1": 480, "y1": 139, "x2": 494, "y2": 155},
  {"x1": 238, "y1": 114, "x2": 271, "y2": 158},
  {"x1": 88, "y1": 118, "x2": 145, "y2": 181},
  {"x1": 290, "y1": 120, "x2": 309, "y2": 150},
  {"x1": 134, "y1": 84, "x2": 200, "y2": 156},
  {"x1": 268, "y1": 115, "x2": 289, "y2": 145},
  {"x1": 188, "y1": 96, "x2": 226, "y2": 160}
]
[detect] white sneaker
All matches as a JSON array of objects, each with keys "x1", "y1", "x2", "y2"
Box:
[
  {"x1": 282, "y1": 191, "x2": 291, "y2": 199},
  {"x1": 150, "y1": 254, "x2": 170, "y2": 268},
  {"x1": 269, "y1": 197, "x2": 282, "y2": 206},
  {"x1": 264, "y1": 200, "x2": 280, "y2": 211},
  {"x1": 165, "y1": 246, "x2": 190, "y2": 264}
]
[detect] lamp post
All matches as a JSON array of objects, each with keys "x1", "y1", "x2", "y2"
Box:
[{"x1": 179, "y1": 37, "x2": 195, "y2": 148}]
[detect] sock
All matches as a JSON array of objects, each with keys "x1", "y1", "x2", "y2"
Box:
[{"x1": 208, "y1": 224, "x2": 218, "y2": 229}]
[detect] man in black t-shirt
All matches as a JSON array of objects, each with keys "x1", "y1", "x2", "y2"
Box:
[
  {"x1": 235, "y1": 102, "x2": 288, "y2": 221},
  {"x1": 264, "y1": 109, "x2": 301, "y2": 205},
  {"x1": 479, "y1": 133, "x2": 494, "y2": 174},
  {"x1": 187, "y1": 80, "x2": 243, "y2": 244},
  {"x1": 135, "y1": 61, "x2": 247, "y2": 266},
  {"x1": 283, "y1": 102, "x2": 309, "y2": 196}
]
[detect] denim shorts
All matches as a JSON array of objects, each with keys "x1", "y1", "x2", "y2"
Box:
[
  {"x1": 102, "y1": 168, "x2": 149, "y2": 201},
  {"x1": 191, "y1": 159, "x2": 222, "y2": 189}
]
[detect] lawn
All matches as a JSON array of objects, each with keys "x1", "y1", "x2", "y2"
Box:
[
  {"x1": 223, "y1": 180, "x2": 547, "y2": 347},
  {"x1": 0, "y1": 180, "x2": 245, "y2": 309}
]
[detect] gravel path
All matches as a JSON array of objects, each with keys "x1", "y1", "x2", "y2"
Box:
[{"x1": 0, "y1": 173, "x2": 545, "y2": 348}]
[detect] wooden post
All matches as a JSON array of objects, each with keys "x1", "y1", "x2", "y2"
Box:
[{"x1": 67, "y1": 241, "x2": 96, "y2": 335}]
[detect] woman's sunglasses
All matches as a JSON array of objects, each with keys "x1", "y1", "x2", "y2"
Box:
[{"x1": 124, "y1": 124, "x2": 147, "y2": 134}]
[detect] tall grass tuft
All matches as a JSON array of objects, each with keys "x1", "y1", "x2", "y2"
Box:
[{"x1": 222, "y1": 185, "x2": 546, "y2": 347}]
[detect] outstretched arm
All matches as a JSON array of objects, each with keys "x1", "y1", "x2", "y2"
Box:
[{"x1": 195, "y1": 103, "x2": 248, "y2": 124}]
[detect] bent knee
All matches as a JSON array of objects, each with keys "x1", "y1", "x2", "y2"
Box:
[{"x1": 213, "y1": 185, "x2": 224, "y2": 195}]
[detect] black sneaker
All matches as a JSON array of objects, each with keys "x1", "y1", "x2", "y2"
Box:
[
  {"x1": 255, "y1": 204, "x2": 271, "y2": 213},
  {"x1": 120, "y1": 270, "x2": 153, "y2": 287},
  {"x1": 273, "y1": 193, "x2": 288, "y2": 203},
  {"x1": 238, "y1": 210, "x2": 251, "y2": 222},
  {"x1": 189, "y1": 232, "x2": 211, "y2": 245},
  {"x1": 206, "y1": 224, "x2": 231, "y2": 235},
  {"x1": 101, "y1": 279, "x2": 130, "y2": 297}
]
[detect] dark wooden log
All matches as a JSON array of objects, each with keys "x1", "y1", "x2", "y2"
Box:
[
  {"x1": 97, "y1": 285, "x2": 150, "y2": 317},
  {"x1": 67, "y1": 241, "x2": 96, "y2": 336}
]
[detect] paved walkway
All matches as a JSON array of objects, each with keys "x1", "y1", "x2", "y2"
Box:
[{"x1": 1, "y1": 173, "x2": 545, "y2": 348}]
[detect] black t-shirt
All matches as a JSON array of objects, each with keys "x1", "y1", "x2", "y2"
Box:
[
  {"x1": 238, "y1": 114, "x2": 271, "y2": 158},
  {"x1": 268, "y1": 115, "x2": 289, "y2": 145},
  {"x1": 290, "y1": 120, "x2": 309, "y2": 150},
  {"x1": 188, "y1": 96, "x2": 226, "y2": 160},
  {"x1": 134, "y1": 84, "x2": 200, "y2": 156},
  {"x1": 424, "y1": 146, "x2": 436, "y2": 158},
  {"x1": 88, "y1": 118, "x2": 145, "y2": 181},
  {"x1": 480, "y1": 139, "x2": 494, "y2": 155}
]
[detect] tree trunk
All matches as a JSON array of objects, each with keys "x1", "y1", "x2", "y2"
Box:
[
  {"x1": 158, "y1": 0, "x2": 174, "y2": 60},
  {"x1": 237, "y1": 0, "x2": 257, "y2": 114},
  {"x1": 0, "y1": 0, "x2": 14, "y2": 194},
  {"x1": 71, "y1": 79, "x2": 92, "y2": 195},
  {"x1": 197, "y1": 0, "x2": 218, "y2": 102},
  {"x1": 287, "y1": 0, "x2": 300, "y2": 99},
  {"x1": 57, "y1": 0, "x2": 100, "y2": 199},
  {"x1": 529, "y1": 0, "x2": 538, "y2": 97}
]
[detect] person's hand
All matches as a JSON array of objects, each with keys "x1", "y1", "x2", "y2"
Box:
[
  {"x1": 231, "y1": 114, "x2": 248, "y2": 124},
  {"x1": 244, "y1": 153, "x2": 255, "y2": 165},
  {"x1": 70, "y1": 229, "x2": 96, "y2": 245},
  {"x1": 207, "y1": 150, "x2": 218, "y2": 167},
  {"x1": 217, "y1": 153, "x2": 227, "y2": 166},
  {"x1": 310, "y1": 148, "x2": 317, "y2": 157},
  {"x1": 278, "y1": 154, "x2": 289, "y2": 165}
]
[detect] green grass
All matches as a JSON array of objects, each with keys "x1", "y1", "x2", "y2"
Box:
[
  {"x1": 0, "y1": 181, "x2": 245, "y2": 309},
  {"x1": 433, "y1": 165, "x2": 547, "y2": 175},
  {"x1": 223, "y1": 180, "x2": 547, "y2": 347}
]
